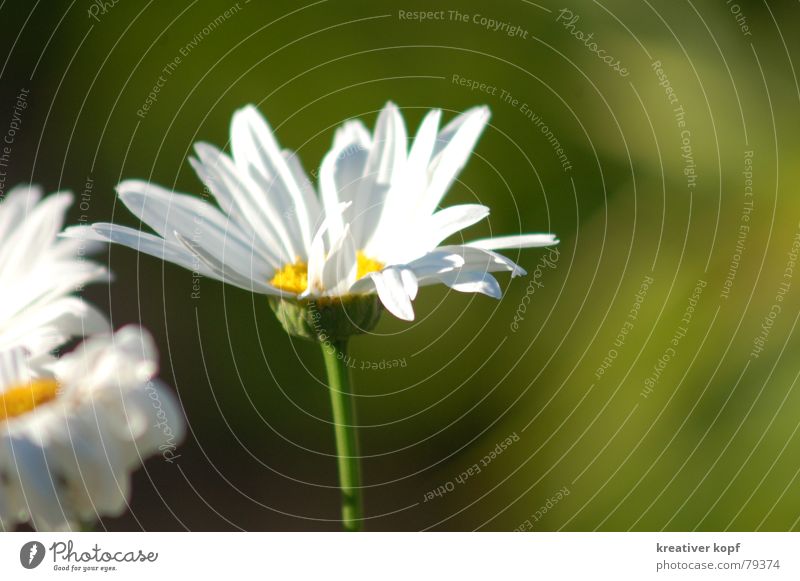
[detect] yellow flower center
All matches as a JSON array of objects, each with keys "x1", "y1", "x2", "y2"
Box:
[
  {"x1": 0, "y1": 379, "x2": 59, "y2": 421},
  {"x1": 270, "y1": 251, "x2": 384, "y2": 294},
  {"x1": 356, "y1": 252, "x2": 384, "y2": 280}
]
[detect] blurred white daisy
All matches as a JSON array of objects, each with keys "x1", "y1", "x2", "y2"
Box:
[
  {"x1": 0, "y1": 185, "x2": 109, "y2": 356},
  {"x1": 0, "y1": 326, "x2": 185, "y2": 531},
  {"x1": 64, "y1": 103, "x2": 557, "y2": 321}
]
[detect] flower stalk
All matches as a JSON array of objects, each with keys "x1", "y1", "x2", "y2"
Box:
[{"x1": 321, "y1": 339, "x2": 363, "y2": 532}]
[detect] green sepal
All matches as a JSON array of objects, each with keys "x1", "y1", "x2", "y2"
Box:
[{"x1": 268, "y1": 294, "x2": 382, "y2": 341}]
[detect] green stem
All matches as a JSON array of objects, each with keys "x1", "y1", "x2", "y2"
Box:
[{"x1": 321, "y1": 339, "x2": 363, "y2": 531}]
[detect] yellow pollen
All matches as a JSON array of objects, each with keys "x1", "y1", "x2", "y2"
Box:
[
  {"x1": 356, "y1": 252, "x2": 384, "y2": 280},
  {"x1": 270, "y1": 258, "x2": 308, "y2": 294},
  {"x1": 269, "y1": 252, "x2": 384, "y2": 294},
  {"x1": 0, "y1": 379, "x2": 59, "y2": 421}
]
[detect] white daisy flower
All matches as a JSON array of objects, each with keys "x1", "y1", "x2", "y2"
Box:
[
  {"x1": 0, "y1": 185, "x2": 109, "y2": 356},
  {"x1": 63, "y1": 103, "x2": 557, "y2": 322},
  {"x1": 0, "y1": 325, "x2": 184, "y2": 531}
]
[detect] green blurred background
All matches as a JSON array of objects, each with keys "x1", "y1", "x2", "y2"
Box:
[{"x1": 2, "y1": 0, "x2": 800, "y2": 530}]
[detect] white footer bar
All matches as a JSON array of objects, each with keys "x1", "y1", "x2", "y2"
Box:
[{"x1": 1, "y1": 532, "x2": 797, "y2": 579}]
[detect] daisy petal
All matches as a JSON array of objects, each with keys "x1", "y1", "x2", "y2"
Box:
[
  {"x1": 431, "y1": 105, "x2": 489, "y2": 160},
  {"x1": 352, "y1": 102, "x2": 407, "y2": 248},
  {"x1": 319, "y1": 137, "x2": 360, "y2": 243},
  {"x1": 0, "y1": 184, "x2": 42, "y2": 241},
  {"x1": 425, "y1": 204, "x2": 490, "y2": 250},
  {"x1": 418, "y1": 106, "x2": 490, "y2": 217},
  {"x1": 305, "y1": 202, "x2": 352, "y2": 296},
  {"x1": 0, "y1": 192, "x2": 72, "y2": 279},
  {"x1": 435, "y1": 245, "x2": 527, "y2": 276},
  {"x1": 436, "y1": 270, "x2": 502, "y2": 298},
  {"x1": 467, "y1": 233, "x2": 559, "y2": 250},
  {"x1": 231, "y1": 105, "x2": 317, "y2": 249},
  {"x1": 320, "y1": 224, "x2": 357, "y2": 297},
  {"x1": 62, "y1": 224, "x2": 204, "y2": 274},
  {"x1": 174, "y1": 232, "x2": 283, "y2": 296},
  {"x1": 400, "y1": 268, "x2": 419, "y2": 300},
  {"x1": 0, "y1": 347, "x2": 30, "y2": 391},
  {"x1": 406, "y1": 109, "x2": 442, "y2": 178},
  {"x1": 117, "y1": 181, "x2": 256, "y2": 248},
  {"x1": 282, "y1": 149, "x2": 322, "y2": 228},
  {"x1": 372, "y1": 110, "x2": 441, "y2": 249},
  {"x1": 193, "y1": 142, "x2": 298, "y2": 263},
  {"x1": 369, "y1": 268, "x2": 414, "y2": 321},
  {"x1": 118, "y1": 181, "x2": 277, "y2": 280}
]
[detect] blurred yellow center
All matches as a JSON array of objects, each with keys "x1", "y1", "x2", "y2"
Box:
[
  {"x1": 270, "y1": 252, "x2": 384, "y2": 294},
  {"x1": 0, "y1": 379, "x2": 59, "y2": 421}
]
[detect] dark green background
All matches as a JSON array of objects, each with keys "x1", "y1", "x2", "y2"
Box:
[{"x1": 2, "y1": 0, "x2": 799, "y2": 530}]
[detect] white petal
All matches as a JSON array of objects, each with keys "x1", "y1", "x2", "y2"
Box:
[
  {"x1": 0, "y1": 298, "x2": 110, "y2": 356},
  {"x1": 0, "y1": 184, "x2": 42, "y2": 242},
  {"x1": 320, "y1": 225, "x2": 357, "y2": 296},
  {"x1": 0, "y1": 192, "x2": 71, "y2": 280},
  {"x1": 193, "y1": 142, "x2": 299, "y2": 263},
  {"x1": 318, "y1": 141, "x2": 355, "y2": 243},
  {"x1": 369, "y1": 268, "x2": 414, "y2": 321},
  {"x1": 174, "y1": 232, "x2": 283, "y2": 296},
  {"x1": 432, "y1": 245, "x2": 527, "y2": 276},
  {"x1": 467, "y1": 233, "x2": 559, "y2": 250},
  {"x1": 0, "y1": 347, "x2": 31, "y2": 391},
  {"x1": 282, "y1": 149, "x2": 322, "y2": 229},
  {"x1": 417, "y1": 106, "x2": 490, "y2": 217},
  {"x1": 62, "y1": 224, "x2": 206, "y2": 274},
  {"x1": 0, "y1": 258, "x2": 109, "y2": 329},
  {"x1": 117, "y1": 180, "x2": 277, "y2": 276},
  {"x1": 304, "y1": 202, "x2": 351, "y2": 296},
  {"x1": 12, "y1": 437, "x2": 68, "y2": 531},
  {"x1": 424, "y1": 204, "x2": 489, "y2": 250},
  {"x1": 117, "y1": 180, "x2": 270, "y2": 257},
  {"x1": 230, "y1": 106, "x2": 317, "y2": 250},
  {"x1": 353, "y1": 103, "x2": 407, "y2": 249},
  {"x1": 367, "y1": 110, "x2": 441, "y2": 258},
  {"x1": 431, "y1": 105, "x2": 490, "y2": 160},
  {"x1": 400, "y1": 268, "x2": 419, "y2": 300},
  {"x1": 436, "y1": 270, "x2": 502, "y2": 298},
  {"x1": 406, "y1": 109, "x2": 441, "y2": 177}
]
